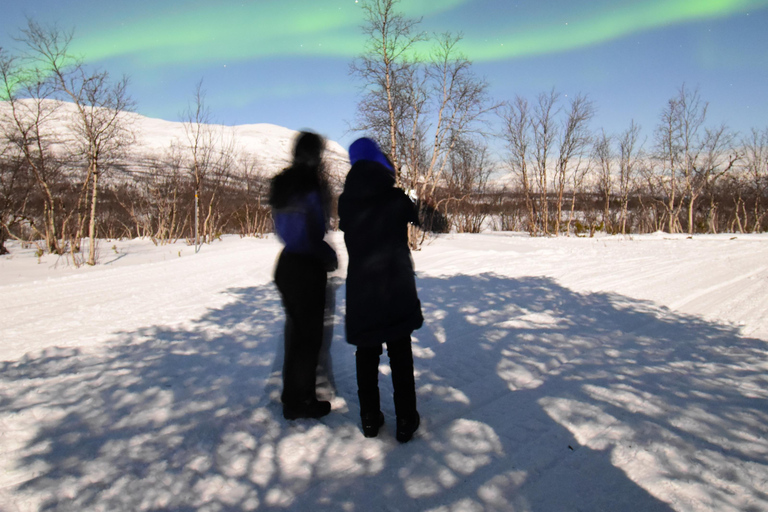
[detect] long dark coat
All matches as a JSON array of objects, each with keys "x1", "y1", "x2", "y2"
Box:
[{"x1": 338, "y1": 160, "x2": 423, "y2": 346}]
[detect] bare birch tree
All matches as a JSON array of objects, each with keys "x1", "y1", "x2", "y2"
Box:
[
  {"x1": 567, "y1": 149, "x2": 594, "y2": 235},
  {"x1": 0, "y1": 44, "x2": 67, "y2": 254},
  {"x1": 674, "y1": 85, "x2": 708, "y2": 234},
  {"x1": 554, "y1": 94, "x2": 594, "y2": 234},
  {"x1": 140, "y1": 144, "x2": 187, "y2": 244},
  {"x1": 182, "y1": 81, "x2": 236, "y2": 249},
  {"x1": 183, "y1": 81, "x2": 213, "y2": 251},
  {"x1": 740, "y1": 127, "x2": 768, "y2": 232},
  {"x1": 617, "y1": 121, "x2": 643, "y2": 234},
  {"x1": 352, "y1": 4, "x2": 496, "y2": 246},
  {"x1": 351, "y1": 0, "x2": 424, "y2": 177},
  {"x1": 400, "y1": 32, "x2": 497, "y2": 240},
  {"x1": 650, "y1": 85, "x2": 737, "y2": 234},
  {"x1": 443, "y1": 136, "x2": 493, "y2": 233},
  {"x1": 67, "y1": 73, "x2": 135, "y2": 264},
  {"x1": 501, "y1": 96, "x2": 536, "y2": 234},
  {"x1": 0, "y1": 126, "x2": 34, "y2": 254},
  {"x1": 531, "y1": 89, "x2": 559, "y2": 234},
  {"x1": 696, "y1": 124, "x2": 739, "y2": 233},
  {"x1": 0, "y1": 51, "x2": 31, "y2": 254},
  {"x1": 652, "y1": 94, "x2": 684, "y2": 233},
  {"x1": 235, "y1": 152, "x2": 271, "y2": 237},
  {"x1": 19, "y1": 20, "x2": 136, "y2": 264},
  {"x1": 593, "y1": 129, "x2": 614, "y2": 232},
  {"x1": 503, "y1": 90, "x2": 589, "y2": 236}
]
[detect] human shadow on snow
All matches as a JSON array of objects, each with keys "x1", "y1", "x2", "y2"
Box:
[{"x1": 1, "y1": 274, "x2": 767, "y2": 511}]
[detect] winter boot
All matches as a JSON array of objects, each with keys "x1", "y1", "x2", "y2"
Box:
[
  {"x1": 396, "y1": 411, "x2": 420, "y2": 443},
  {"x1": 283, "y1": 399, "x2": 331, "y2": 420},
  {"x1": 361, "y1": 411, "x2": 385, "y2": 438}
]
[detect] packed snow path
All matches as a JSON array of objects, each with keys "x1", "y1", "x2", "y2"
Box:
[{"x1": 1, "y1": 233, "x2": 767, "y2": 511}]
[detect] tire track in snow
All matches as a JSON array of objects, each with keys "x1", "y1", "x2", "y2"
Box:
[{"x1": 668, "y1": 266, "x2": 768, "y2": 311}]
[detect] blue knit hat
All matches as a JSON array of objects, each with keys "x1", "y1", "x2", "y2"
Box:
[{"x1": 348, "y1": 137, "x2": 394, "y2": 173}]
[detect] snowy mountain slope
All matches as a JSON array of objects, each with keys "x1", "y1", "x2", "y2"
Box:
[
  {"x1": 128, "y1": 110, "x2": 350, "y2": 181},
  {"x1": 0, "y1": 99, "x2": 351, "y2": 182}
]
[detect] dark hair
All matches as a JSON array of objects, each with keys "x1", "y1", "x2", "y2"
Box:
[
  {"x1": 269, "y1": 130, "x2": 330, "y2": 212},
  {"x1": 293, "y1": 131, "x2": 324, "y2": 167}
]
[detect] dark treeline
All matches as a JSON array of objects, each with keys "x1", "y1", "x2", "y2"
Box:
[
  {"x1": 365, "y1": 84, "x2": 768, "y2": 239},
  {"x1": 422, "y1": 86, "x2": 768, "y2": 237},
  {"x1": 89, "y1": 163, "x2": 272, "y2": 243},
  {"x1": 2, "y1": 9, "x2": 768, "y2": 263},
  {"x1": 0, "y1": 143, "x2": 273, "y2": 260}
]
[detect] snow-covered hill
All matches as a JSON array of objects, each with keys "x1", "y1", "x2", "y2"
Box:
[
  {"x1": 0, "y1": 99, "x2": 351, "y2": 183},
  {"x1": 129, "y1": 110, "x2": 350, "y2": 182}
]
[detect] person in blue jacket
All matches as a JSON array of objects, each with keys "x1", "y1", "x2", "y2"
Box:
[
  {"x1": 269, "y1": 131, "x2": 338, "y2": 420},
  {"x1": 338, "y1": 137, "x2": 423, "y2": 442}
]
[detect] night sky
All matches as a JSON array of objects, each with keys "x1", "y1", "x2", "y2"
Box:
[{"x1": 1, "y1": 0, "x2": 766, "y2": 151}]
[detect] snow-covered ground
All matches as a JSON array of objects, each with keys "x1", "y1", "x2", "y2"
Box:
[{"x1": 1, "y1": 232, "x2": 767, "y2": 511}]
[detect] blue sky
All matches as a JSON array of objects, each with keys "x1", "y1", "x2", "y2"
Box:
[{"x1": 1, "y1": 0, "x2": 766, "y2": 152}]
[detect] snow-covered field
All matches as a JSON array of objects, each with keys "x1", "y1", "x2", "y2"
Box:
[{"x1": 1, "y1": 232, "x2": 767, "y2": 511}]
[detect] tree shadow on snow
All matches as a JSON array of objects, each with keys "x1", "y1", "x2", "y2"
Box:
[{"x1": 1, "y1": 274, "x2": 767, "y2": 511}]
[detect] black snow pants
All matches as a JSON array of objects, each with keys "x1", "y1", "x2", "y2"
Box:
[
  {"x1": 355, "y1": 335, "x2": 417, "y2": 419},
  {"x1": 274, "y1": 250, "x2": 327, "y2": 406}
]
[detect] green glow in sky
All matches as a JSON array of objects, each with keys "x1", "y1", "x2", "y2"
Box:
[
  {"x1": 461, "y1": 0, "x2": 768, "y2": 61},
  {"x1": 70, "y1": 0, "x2": 470, "y2": 65},
  {"x1": 69, "y1": 0, "x2": 767, "y2": 66}
]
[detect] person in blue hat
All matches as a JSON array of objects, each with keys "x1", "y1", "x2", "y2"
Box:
[
  {"x1": 269, "y1": 131, "x2": 338, "y2": 420},
  {"x1": 338, "y1": 137, "x2": 423, "y2": 442}
]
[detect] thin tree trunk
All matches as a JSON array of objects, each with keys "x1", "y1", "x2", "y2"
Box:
[
  {"x1": 688, "y1": 196, "x2": 696, "y2": 235},
  {"x1": 87, "y1": 167, "x2": 99, "y2": 265}
]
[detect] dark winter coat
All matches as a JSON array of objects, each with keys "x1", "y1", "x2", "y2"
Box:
[
  {"x1": 338, "y1": 160, "x2": 423, "y2": 346},
  {"x1": 269, "y1": 164, "x2": 337, "y2": 271}
]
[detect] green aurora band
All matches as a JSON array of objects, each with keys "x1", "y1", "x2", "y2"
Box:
[
  {"x1": 461, "y1": 0, "x2": 768, "y2": 60},
  {"x1": 70, "y1": 0, "x2": 470, "y2": 64},
  {"x1": 69, "y1": 0, "x2": 767, "y2": 66}
]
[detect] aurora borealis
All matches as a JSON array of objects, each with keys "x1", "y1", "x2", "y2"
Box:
[
  {"x1": 1, "y1": 0, "x2": 766, "y2": 148},
  {"x1": 48, "y1": 0, "x2": 768, "y2": 64},
  {"x1": 460, "y1": 0, "x2": 768, "y2": 60}
]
